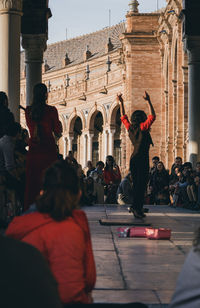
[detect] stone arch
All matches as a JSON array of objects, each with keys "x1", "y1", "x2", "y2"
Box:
[
  {"x1": 108, "y1": 100, "x2": 120, "y2": 126},
  {"x1": 59, "y1": 115, "x2": 65, "y2": 134},
  {"x1": 87, "y1": 104, "x2": 106, "y2": 130},
  {"x1": 67, "y1": 110, "x2": 85, "y2": 134}
]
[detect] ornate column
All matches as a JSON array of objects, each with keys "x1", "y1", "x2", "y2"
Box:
[
  {"x1": 87, "y1": 132, "x2": 94, "y2": 162},
  {"x1": 83, "y1": 133, "x2": 87, "y2": 168},
  {"x1": 67, "y1": 134, "x2": 73, "y2": 152},
  {"x1": 102, "y1": 130, "x2": 108, "y2": 161},
  {"x1": 184, "y1": 37, "x2": 200, "y2": 165},
  {"x1": 22, "y1": 34, "x2": 47, "y2": 106},
  {"x1": 108, "y1": 128, "x2": 115, "y2": 157},
  {"x1": 0, "y1": 0, "x2": 23, "y2": 121},
  {"x1": 62, "y1": 136, "x2": 67, "y2": 159}
]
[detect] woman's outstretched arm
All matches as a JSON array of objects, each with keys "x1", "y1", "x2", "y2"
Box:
[
  {"x1": 116, "y1": 93, "x2": 126, "y2": 117},
  {"x1": 143, "y1": 91, "x2": 156, "y2": 118}
]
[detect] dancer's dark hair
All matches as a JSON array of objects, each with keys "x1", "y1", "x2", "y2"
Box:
[
  {"x1": 131, "y1": 110, "x2": 147, "y2": 128},
  {"x1": 30, "y1": 83, "x2": 47, "y2": 122},
  {"x1": 36, "y1": 160, "x2": 80, "y2": 221},
  {"x1": 29, "y1": 83, "x2": 48, "y2": 142}
]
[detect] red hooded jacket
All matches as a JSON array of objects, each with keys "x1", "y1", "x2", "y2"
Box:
[{"x1": 6, "y1": 209, "x2": 96, "y2": 304}]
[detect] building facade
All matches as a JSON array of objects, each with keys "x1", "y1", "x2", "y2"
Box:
[{"x1": 20, "y1": 0, "x2": 187, "y2": 174}]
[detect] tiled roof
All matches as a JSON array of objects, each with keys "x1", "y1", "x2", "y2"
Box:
[{"x1": 21, "y1": 22, "x2": 126, "y2": 74}]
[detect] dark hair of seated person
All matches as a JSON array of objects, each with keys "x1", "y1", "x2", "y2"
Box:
[{"x1": 36, "y1": 160, "x2": 80, "y2": 221}]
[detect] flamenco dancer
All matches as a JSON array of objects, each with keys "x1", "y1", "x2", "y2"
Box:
[{"x1": 117, "y1": 92, "x2": 156, "y2": 219}]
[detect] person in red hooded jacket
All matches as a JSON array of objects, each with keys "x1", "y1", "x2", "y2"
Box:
[{"x1": 6, "y1": 159, "x2": 96, "y2": 305}]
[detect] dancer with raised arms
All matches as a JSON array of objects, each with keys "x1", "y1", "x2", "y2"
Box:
[{"x1": 117, "y1": 91, "x2": 156, "y2": 219}]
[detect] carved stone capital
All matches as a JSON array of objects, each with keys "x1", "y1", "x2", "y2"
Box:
[
  {"x1": 0, "y1": 0, "x2": 22, "y2": 12},
  {"x1": 22, "y1": 34, "x2": 47, "y2": 63}
]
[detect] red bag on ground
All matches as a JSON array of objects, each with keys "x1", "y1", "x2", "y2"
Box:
[
  {"x1": 117, "y1": 227, "x2": 130, "y2": 238},
  {"x1": 129, "y1": 227, "x2": 149, "y2": 238},
  {"x1": 146, "y1": 228, "x2": 171, "y2": 240}
]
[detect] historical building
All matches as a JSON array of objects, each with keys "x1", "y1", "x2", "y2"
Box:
[{"x1": 17, "y1": 0, "x2": 199, "y2": 174}]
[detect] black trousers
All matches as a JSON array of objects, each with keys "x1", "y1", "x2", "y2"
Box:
[{"x1": 130, "y1": 155, "x2": 149, "y2": 213}]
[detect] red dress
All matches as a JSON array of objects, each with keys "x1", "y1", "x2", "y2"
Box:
[
  {"x1": 5, "y1": 209, "x2": 96, "y2": 304},
  {"x1": 24, "y1": 105, "x2": 62, "y2": 210}
]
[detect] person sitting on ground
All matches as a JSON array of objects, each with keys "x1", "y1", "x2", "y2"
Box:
[
  {"x1": 6, "y1": 160, "x2": 96, "y2": 305},
  {"x1": 171, "y1": 157, "x2": 183, "y2": 177},
  {"x1": 149, "y1": 156, "x2": 160, "y2": 176},
  {"x1": 194, "y1": 162, "x2": 200, "y2": 178},
  {"x1": 104, "y1": 155, "x2": 121, "y2": 204},
  {"x1": 65, "y1": 150, "x2": 78, "y2": 168},
  {"x1": 82, "y1": 176, "x2": 96, "y2": 206},
  {"x1": 86, "y1": 160, "x2": 95, "y2": 177},
  {"x1": 90, "y1": 161, "x2": 105, "y2": 204},
  {"x1": 117, "y1": 172, "x2": 133, "y2": 205},
  {"x1": 169, "y1": 166, "x2": 181, "y2": 205},
  {"x1": 147, "y1": 156, "x2": 160, "y2": 204},
  {"x1": 169, "y1": 226, "x2": 200, "y2": 308},
  {"x1": 0, "y1": 235, "x2": 62, "y2": 308},
  {"x1": 171, "y1": 169, "x2": 191, "y2": 208},
  {"x1": 149, "y1": 161, "x2": 170, "y2": 205}
]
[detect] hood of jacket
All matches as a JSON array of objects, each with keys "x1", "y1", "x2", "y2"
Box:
[{"x1": 6, "y1": 212, "x2": 53, "y2": 241}]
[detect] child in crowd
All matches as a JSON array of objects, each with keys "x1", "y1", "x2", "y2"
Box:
[{"x1": 6, "y1": 160, "x2": 96, "y2": 305}]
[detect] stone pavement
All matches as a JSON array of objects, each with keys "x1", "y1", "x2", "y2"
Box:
[{"x1": 83, "y1": 203, "x2": 200, "y2": 307}]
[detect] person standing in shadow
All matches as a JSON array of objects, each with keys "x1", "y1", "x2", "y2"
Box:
[
  {"x1": 24, "y1": 83, "x2": 62, "y2": 210},
  {"x1": 117, "y1": 92, "x2": 156, "y2": 218}
]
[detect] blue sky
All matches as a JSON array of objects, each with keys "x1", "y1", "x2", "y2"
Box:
[{"x1": 48, "y1": 0, "x2": 167, "y2": 44}]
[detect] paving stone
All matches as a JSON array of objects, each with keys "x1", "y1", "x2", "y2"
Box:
[{"x1": 93, "y1": 289, "x2": 160, "y2": 304}]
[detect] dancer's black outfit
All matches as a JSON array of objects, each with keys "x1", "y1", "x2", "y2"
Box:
[
  {"x1": 117, "y1": 91, "x2": 156, "y2": 219},
  {"x1": 121, "y1": 113, "x2": 155, "y2": 217}
]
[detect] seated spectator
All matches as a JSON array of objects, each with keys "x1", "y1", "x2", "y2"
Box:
[
  {"x1": 82, "y1": 176, "x2": 96, "y2": 206},
  {"x1": 149, "y1": 156, "x2": 160, "y2": 176},
  {"x1": 14, "y1": 127, "x2": 29, "y2": 210},
  {"x1": 0, "y1": 93, "x2": 24, "y2": 225},
  {"x1": 169, "y1": 166, "x2": 181, "y2": 205},
  {"x1": 147, "y1": 156, "x2": 160, "y2": 204},
  {"x1": 171, "y1": 157, "x2": 183, "y2": 177},
  {"x1": 171, "y1": 170, "x2": 190, "y2": 208},
  {"x1": 194, "y1": 161, "x2": 200, "y2": 178},
  {"x1": 65, "y1": 150, "x2": 78, "y2": 169},
  {"x1": 86, "y1": 160, "x2": 95, "y2": 177},
  {"x1": 90, "y1": 161, "x2": 105, "y2": 204},
  {"x1": 149, "y1": 161, "x2": 170, "y2": 205},
  {"x1": 187, "y1": 175, "x2": 199, "y2": 208},
  {"x1": 104, "y1": 155, "x2": 121, "y2": 204},
  {"x1": 6, "y1": 160, "x2": 96, "y2": 305},
  {"x1": 0, "y1": 235, "x2": 62, "y2": 308},
  {"x1": 169, "y1": 227, "x2": 200, "y2": 308},
  {"x1": 117, "y1": 172, "x2": 133, "y2": 205}
]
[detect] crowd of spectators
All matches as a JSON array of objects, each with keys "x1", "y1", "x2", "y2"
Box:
[{"x1": 147, "y1": 156, "x2": 200, "y2": 211}]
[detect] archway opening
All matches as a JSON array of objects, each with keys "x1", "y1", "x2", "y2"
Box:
[
  {"x1": 114, "y1": 108, "x2": 122, "y2": 166},
  {"x1": 72, "y1": 117, "x2": 82, "y2": 161},
  {"x1": 92, "y1": 112, "x2": 103, "y2": 166}
]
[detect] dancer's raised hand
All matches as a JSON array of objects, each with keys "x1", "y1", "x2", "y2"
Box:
[
  {"x1": 143, "y1": 91, "x2": 150, "y2": 101},
  {"x1": 116, "y1": 92, "x2": 123, "y2": 103}
]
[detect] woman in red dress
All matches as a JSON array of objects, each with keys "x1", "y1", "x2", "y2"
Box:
[{"x1": 24, "y1": 83, "x2": 62, "y2": 210}]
